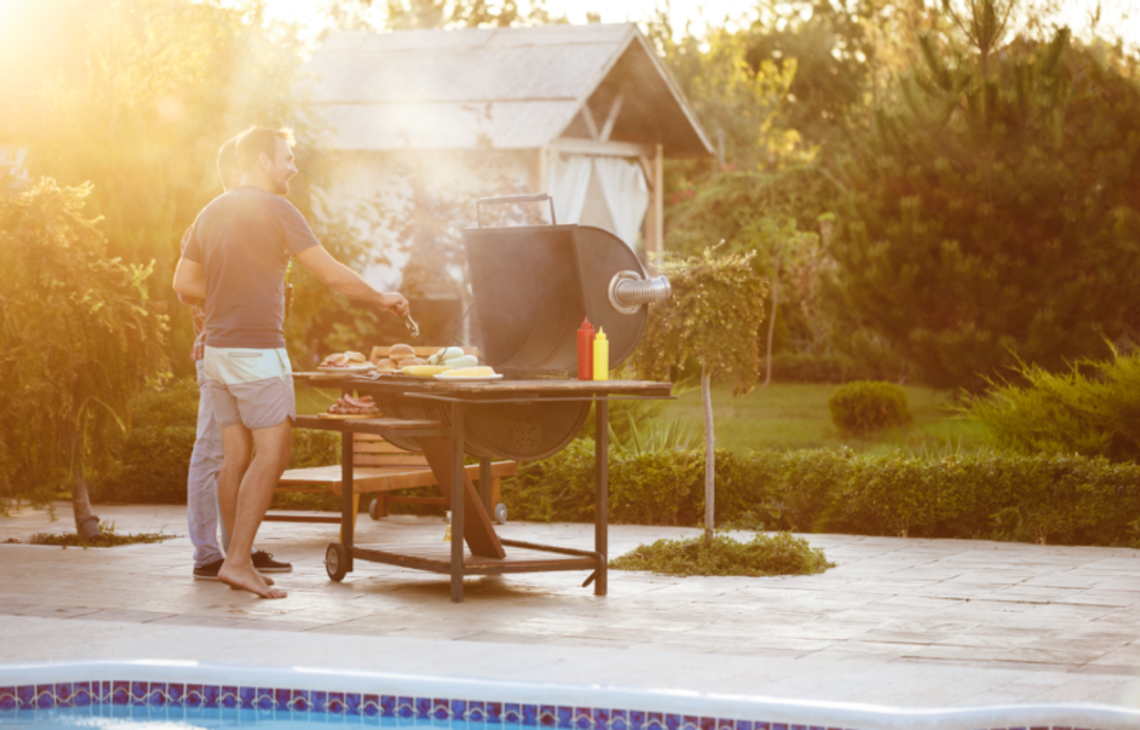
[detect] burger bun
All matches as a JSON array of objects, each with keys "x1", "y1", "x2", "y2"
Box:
[{"x1": 389, "y1": 343, "x2": 416, "y2": 361}]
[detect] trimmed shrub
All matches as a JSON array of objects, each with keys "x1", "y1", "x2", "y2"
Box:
[
  {"x1": 828, "y1": 381, "x2": 912, "y2": 436},
  {"x1": 504, "y1": 441, "x2": 1140, "y2": 547},
  {"x1": 94, "y1": 376, "x2": 339, "y2": 504}
]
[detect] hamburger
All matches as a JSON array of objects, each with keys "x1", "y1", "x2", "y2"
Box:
[
  {"x1": 373, "y1": 357, "x2": 399, "y2": 373},
  {"x1": 388, "y1": 343, "x2": 416, "y2": 362}
]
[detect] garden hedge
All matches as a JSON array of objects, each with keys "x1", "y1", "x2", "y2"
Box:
[{"x1": 504, "y1": 441, "x2": 1140, "y2": 547}]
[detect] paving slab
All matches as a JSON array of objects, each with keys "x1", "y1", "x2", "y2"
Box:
[{"x1": 1, "y1": 501, "x2": 1139, "y2": 709}]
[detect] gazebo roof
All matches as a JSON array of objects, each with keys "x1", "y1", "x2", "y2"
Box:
[{"x1": 303, "y1": 23, "x2": 712, "y2": 157}]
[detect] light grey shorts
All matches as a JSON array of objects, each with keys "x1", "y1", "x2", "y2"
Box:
[{"x1": 201, "y1": 346, "x2": 296, "y2": 430}]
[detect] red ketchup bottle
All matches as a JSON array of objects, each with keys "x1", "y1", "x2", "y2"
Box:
[{"x1": 577, "y1": 317, "x2": 595, "y2": 380}]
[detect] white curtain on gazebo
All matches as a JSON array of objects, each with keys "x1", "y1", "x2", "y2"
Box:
[{"x1": 547, "y1": 153, "x2": 649, "y2": 249}]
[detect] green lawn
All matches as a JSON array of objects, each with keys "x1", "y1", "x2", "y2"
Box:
[
  {"x1": 298, "y1": 380, "x2": 989, "y2": 456},
  {"x1": 662, "y1": 382, "x2": 989, "y2": 455}
]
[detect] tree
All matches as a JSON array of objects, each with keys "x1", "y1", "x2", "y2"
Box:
[
  {"x1": 831, "y1": 10, "x2": 1140, "y2": 390},
  {"x1": 634, "y1": 247, "x2": 767, "y2": 538},
  {"x1": 0, "y1": 180, "x2": 166, "y2": 532},
  {"x1": 20, "y1": 0, "x2": 384, "y2": 375},
  {"x1": 380, "y1": 0, "x2": 563, "y2": 29}
]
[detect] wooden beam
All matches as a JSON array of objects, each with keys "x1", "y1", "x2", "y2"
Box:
[
  {"x1": 549, "y1": 138, "x2": 654, "y2": 158},
  {"x1": 599, "y1": 92, "x2": 625, "y2": 142},
  {"x1": 580, "y1": 104, "x2": 600, "y2": 140},
  {"x1": 637, "y1": 157, "x2": 653, "y2": 192}
]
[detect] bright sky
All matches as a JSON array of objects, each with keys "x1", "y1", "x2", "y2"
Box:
[{"x1": 260, "y1": 0, "x2": 1139, "y2": 49}]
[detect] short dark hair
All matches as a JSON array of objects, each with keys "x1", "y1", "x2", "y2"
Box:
[
  {"x1": 216, "y1": 135, "x2": 239, "y2": 188},
  {"x1": 235, "y1": 126, "x2": 295, "y2": 173}
]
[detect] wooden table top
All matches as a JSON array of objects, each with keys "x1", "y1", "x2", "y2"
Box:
[{"x1": 293, "y1": 372, "x2": 673, "y2": 398}]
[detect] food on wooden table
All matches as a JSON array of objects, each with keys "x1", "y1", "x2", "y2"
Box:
[
  {"x1": 401, "y1": 365, "x2": 452, "y2": 377},
  {"x1": 388, "y1": 343, "x2": 416, "y2": 362},
  {"x1": 373, "y1": 357, "x2": 399, "y2": 373},
  {"x1": 427, "y1": 346, "x2": 466, "y2": 365},
  {"x1": 320, "y1": 351, "x2": 371, "y2": 369},
  {"x1": 400, "y1": 356, "x2": 427, "y2": 368},
  {"x1": 438, "y1": 366, "x2": 497, "y2": 378},
  {"x1": 327, "y1": 394, "x2": 380, "y2": 416}
]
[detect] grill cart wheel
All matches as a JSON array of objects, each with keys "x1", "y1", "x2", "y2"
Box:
[
  {"x1": 368, "y1": 497, "x2": 381, "y2": 521},
  {"x1": 494, "y1": 503, "x2": 508, "y2": 525},
  {"x1": 325, "y1": 542, "x2": 349, "y2": 582}
]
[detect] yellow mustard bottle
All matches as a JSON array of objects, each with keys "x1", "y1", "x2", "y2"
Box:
[{"x1": 593, "y1": 328, "x2": 609, "y2": 381}]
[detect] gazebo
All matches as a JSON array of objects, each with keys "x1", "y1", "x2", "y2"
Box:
[{"x1": 303, "y1": 22, "x2": 713, "y2": 265}]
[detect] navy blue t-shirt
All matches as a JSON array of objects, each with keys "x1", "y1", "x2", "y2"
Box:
[{"x1": 183, "y1": 186, "x2": 319, "y2": 349}]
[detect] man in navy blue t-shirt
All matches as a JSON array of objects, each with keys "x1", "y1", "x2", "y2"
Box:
[{"x1": 174, "y1": 126, "x2": 409, "y2": 598}]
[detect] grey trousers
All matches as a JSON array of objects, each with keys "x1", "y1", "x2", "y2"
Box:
[{"x1": 188, "y1": 359, "x2": 230, "y2": 567}]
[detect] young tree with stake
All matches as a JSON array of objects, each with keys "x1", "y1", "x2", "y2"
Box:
[{"x1": 634, "y1": 246, "x2": 767, "y2": 538}]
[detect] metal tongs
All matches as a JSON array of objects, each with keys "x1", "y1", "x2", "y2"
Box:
[{"x1": 403, "y1": 313, "x2": 420, "y2": 339}]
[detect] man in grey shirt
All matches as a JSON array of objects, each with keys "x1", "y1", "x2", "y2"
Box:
[{"x1": 173, "y1": 126, "x2": 409, "y2": 598}]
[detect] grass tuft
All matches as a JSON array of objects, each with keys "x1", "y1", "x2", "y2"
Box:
[
  {"x1": 28, "y1": 521, "x2": 175, "y2": 548},
  {"x1": 610, "y1": 531, "x2": 834, "y2": 577}
]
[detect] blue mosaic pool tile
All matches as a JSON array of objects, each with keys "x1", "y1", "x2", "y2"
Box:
[
  {"x1": 255, "y1": 687, "x2": 274, "y2": 710},
  {"x1": 573, "y1": 705, "x2": 594, "y2": 729},
  {"x1": 144, "y1": 682, "x2": 164, "y2": 707},
  {"x1": 431, "y1": 697, "x2": 451, "y2": 719},
  {"x1": 184, "y1": 684, "x2": 203, "y2": 707},
  {"x1": 380, "y1": 695, "x2": 396, "y2": 717},
  {"x1": 519, "y1": 704, "x2": 536, "y2": 725},
  {"x1": 682, "y1": 714, "x2": 699, "y2": 730},
  {"x1": 346, "y1": 692, "x2": 362, "y2": 715},
  {"x1": 487, "y1": 701, "x2": 504, "y2": 723},
  {"x1": 204, "y1": 684, "x2": 221, "y2": 708},
  {"x1": 630, "y1": 709, "x2": 646, "y2": 730},
  {"x1": 588, "y1": 706, "x2": 607, "y2": 729},
  {"x1": 555, "y1": 705, "x2": 572, "y2": 728},
  {"x1": 127, "y1": 681, "x2": 145, "y2": 705},
  {"x1": 398, "y1": 696, "x2": 415, "y2": 718},
  {"x1": 291, "y1": 690, "x2": 311, "y2": 712},
  {"x1": 218, "y1": 685, "x2": 239, "y2": 709},
  {"x1": 771, "y1": 724, "x2": 788, "y2": 730},
  {"x1": 610, "y1": 708, "x2": 629, "y2": 730},
  {"x1": 312, "y1": 690, "x2": 328, "y2": 713},
  {"x1": 111, "y1": 681, "x2": 129, "y2": 705},
  {"x1": 735, "y1": 721, "x2": 752, "y2": 730},
  {"x1": 464, "y1": 700, "x2": 484, "y2": 721},
  {"x1": 504, "y1": 702, "x2": 521, "y2": 723},
  {"x1": 33, "y1": 685, "x2": 52, "y2": 709},
  {"x1": 362, "y1": 693, "x2": 380, "y2": 716},
  {"x1": 74, "y1": 681, "x2": 93, "y2": 707},
  {"x1": 54, "y1": 682, "x2": 73, "y2": 707},
  {"x1": 328, "y1": 691, "x2": 346, "y2": 714}
]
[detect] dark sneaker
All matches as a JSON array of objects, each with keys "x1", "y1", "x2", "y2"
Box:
[
  {"x1": 252, "y1": 550, "x2": 292, "y2": 573},
  {"x1": 193, "y1": 558, "x2": 224, "y2": 581}
]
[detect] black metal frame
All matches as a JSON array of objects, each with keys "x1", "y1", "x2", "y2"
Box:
[{"x1": 309, "y1": 386, "x2": 635, "y2": 603}]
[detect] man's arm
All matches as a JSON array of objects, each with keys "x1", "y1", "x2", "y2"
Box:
[
  {"x1": 295, "y1": 246, "x2": 409, "y2": 317},
  {"x1": 173, "y1": 258, "x2": 207, "y2": 301}
]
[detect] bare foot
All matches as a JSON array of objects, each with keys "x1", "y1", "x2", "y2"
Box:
[{"x1": 218, "y1": 560, "x2": 286, "y2": 599}]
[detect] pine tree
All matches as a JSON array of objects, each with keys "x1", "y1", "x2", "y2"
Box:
[{"x1": 831, "y1": 8, "x2": 1140, "y2": 390}]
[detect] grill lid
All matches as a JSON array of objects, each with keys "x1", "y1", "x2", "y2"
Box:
[{"x1": 464, "y1": 201, "x2": 670, "y2": 376}]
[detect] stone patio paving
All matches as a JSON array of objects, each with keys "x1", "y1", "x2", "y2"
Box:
[{"x1": 1, "y1": 502, "x2": 1139, "y2": 709}]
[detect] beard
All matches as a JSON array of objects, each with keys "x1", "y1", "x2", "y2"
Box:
[{"x1": 272, "y1": 175, "x2": 291, "y2": 196}]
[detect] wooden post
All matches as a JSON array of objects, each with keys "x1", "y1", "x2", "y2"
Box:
[
  {"x1": 594, "y1": 398, "x2": 609, "y2": 596},
  {"x1": 450, "y1": 401, "x2": 465, "y2": 603},
  {"x1": 646, "y1": 142, "x2": 664, "y2": 273}
]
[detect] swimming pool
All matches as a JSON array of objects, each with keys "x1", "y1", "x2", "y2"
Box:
[{"x1": 1, "y1": 660, "x2": 1136, "y2": 730}]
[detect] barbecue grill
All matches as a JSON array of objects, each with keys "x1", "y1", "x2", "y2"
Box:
[
  {"x1": 293, "y1": 193, "x2": 674, "y2": 602},
  {"x1": 377, "y1": 193, "x2": 671, "y2": 461}
]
